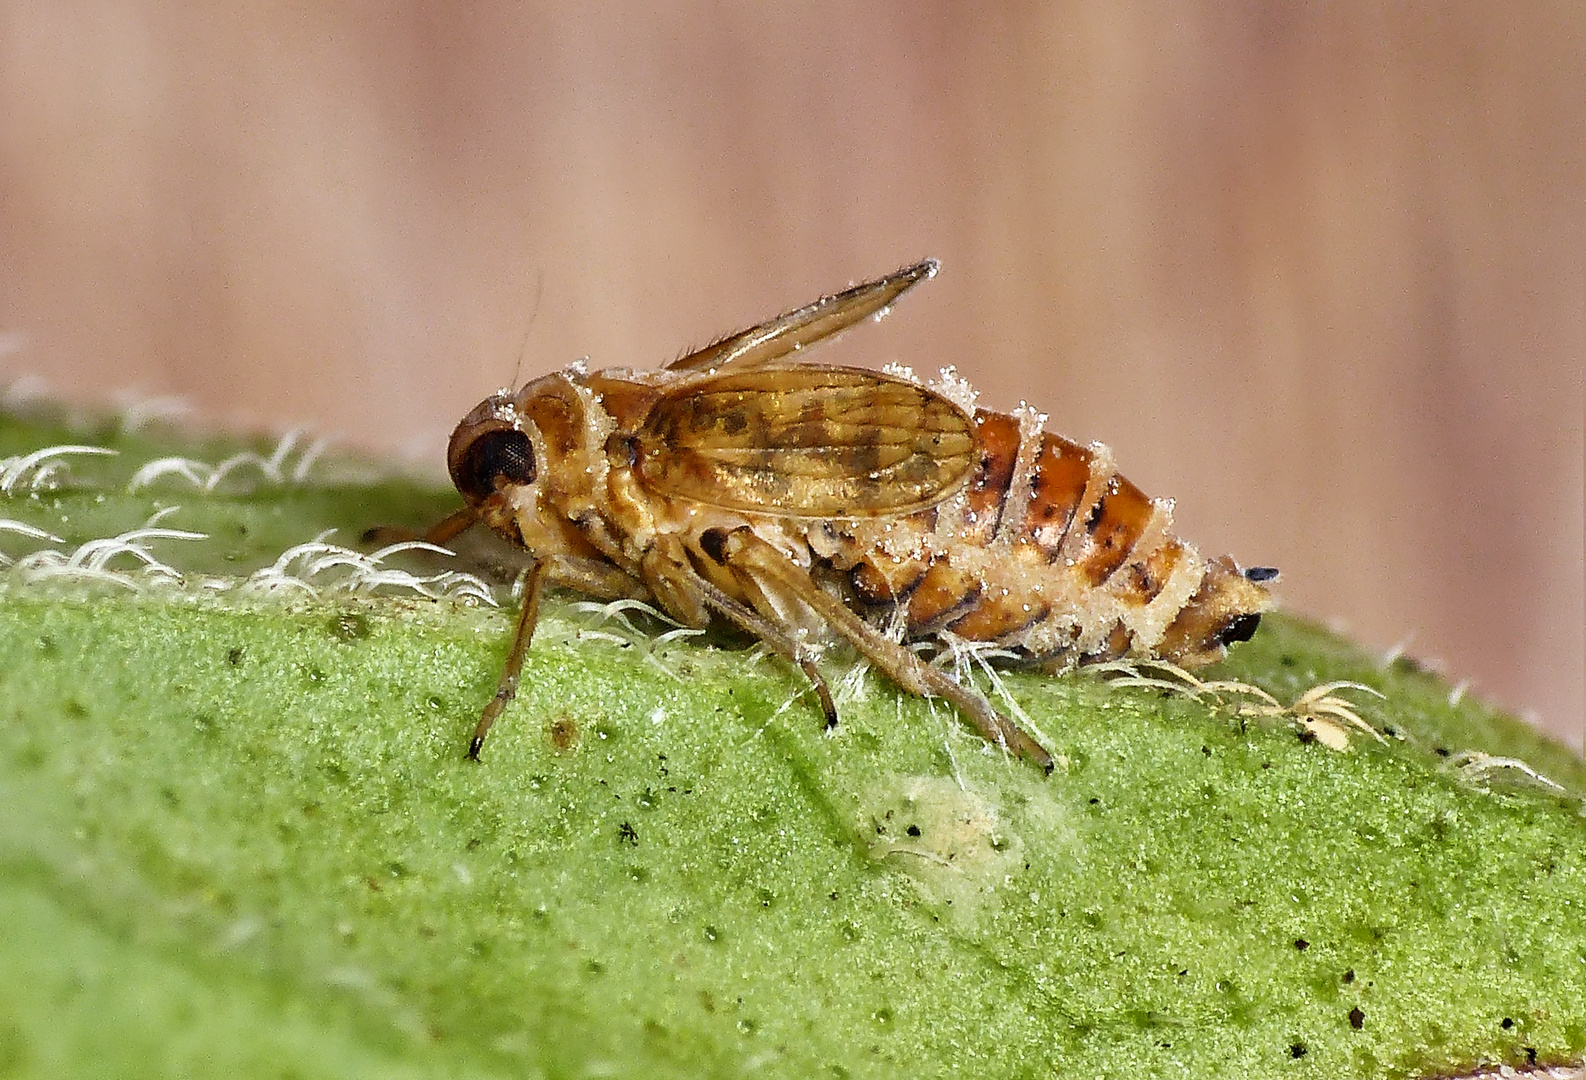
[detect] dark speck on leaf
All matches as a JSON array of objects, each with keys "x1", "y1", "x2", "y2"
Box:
[
  {"x1": 549, "y1": 717, "x2": 580, "y2": 752},
  {"x1": 1349, "y1": 1007, "x2": 1364, "y2": 1030}
]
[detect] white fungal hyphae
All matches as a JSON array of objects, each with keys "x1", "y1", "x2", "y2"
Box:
[
  {"x1": 0, "y1": 445, "x2": 117, "y2": 495},
  {"x1": 1096, "y1": 660, "x2": 1386, "y2": 751},
  {"x1": 244, "y1": 535, "x2": 496, "y2": 606},
  {"x1": 128, "y1": 430, "x2": 333, "y2": 494},
  {"x1": 3, "y1": 507, "x2": 203, "y2": 590}
]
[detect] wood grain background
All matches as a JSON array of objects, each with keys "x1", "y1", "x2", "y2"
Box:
[{"x1": 2, "y1": 2, "x2": 1580, "y2": 748}]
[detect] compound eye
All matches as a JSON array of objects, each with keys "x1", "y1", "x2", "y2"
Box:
[{"x1": 455, "y1": 429, "x2": 536, "y2": 501}]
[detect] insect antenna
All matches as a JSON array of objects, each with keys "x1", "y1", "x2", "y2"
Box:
[{"x1": 508, "y1": 268, "x2": 547, "y2": 392}]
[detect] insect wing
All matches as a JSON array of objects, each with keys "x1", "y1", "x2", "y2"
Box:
[
  {"x1": 667, "y1": 259, "x2": 937, "y2": 373},
  {"x1": 634, "y1": 365, "x2": 976, "y2": 518}
]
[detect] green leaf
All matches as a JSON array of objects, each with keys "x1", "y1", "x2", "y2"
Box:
[{"x1": 1, "y1": 409, "x2": 1582, "y2": 1078}]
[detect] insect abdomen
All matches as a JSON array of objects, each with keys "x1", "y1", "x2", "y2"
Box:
[{"x1": 840, "y1": 407, "x2": 1271, "y2": 667}]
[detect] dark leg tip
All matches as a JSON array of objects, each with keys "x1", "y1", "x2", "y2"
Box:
[
  {"x1": 466, "y1": 737, "x2": 484, "y2": 761},
  {"x1": 362, "y1": 525, "x2": 419, "y2": 546},
  {"x1": 797, "y1": 658, "x2": 839, "y2": 731}
]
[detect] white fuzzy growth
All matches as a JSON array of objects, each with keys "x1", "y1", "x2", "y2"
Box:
[
  {"x1": 126, "y1": 458, "x2": 208, "y2": 491},
  {"x1": 1095, "y1": 662, "x2": 1391, "y2": 751},
  {"x1": 1057, "y1": 442, "x2": 1116, "y2": 566},
  {"x1": 926, "y1": 366, "x2": 979, "y2": 416},
  {"x1": 564, "y1": 596, "x2": 679, "y2": 632},
  {"x1": 1377, "y1": 633, "x2": 1416, "y2": 669},
  {"x1": 0, "y1": 518, "x2": 64, "y2": 568},
  {"x1": 1122, "y1": 497, "x2": 1175, "y2": 570},
  {"x1": 1112, "y1": 512, "x2": 1200, "y2": 654},
  {"x1": 0, "y1": 518, "x2": 63, "y2": 544},
  {"x1": 992, "y1": 405, "x2": 1048, "y2": 549},
  {"x1": 2, "y1": 374, "x2": 51, "y2": 410},
  {"x1": 128, "y1": 430, "x2": 332, "y2": 493},
  {"x1": 5, "y1": 507, "x2": 204, "y2": 590},
  {"x1": 880, "y1": 362, "x2": 920, "y2": 385},
  {"x1": 0, "y1": 445, "x2": 118, "y2": 495},
  {"x1": 559, "y1": 596, "x2": 708, "y2": 682},
  {"x1": 1445, "y1": 750, "x2": 1565, "y2": 793},
  {"x1": 569, "y1": 377, "x2": 618, "y2": 492},
  {"x1": 243, "y1": 535, "x2": 497, "y2": 606},
  {"x1": 111, "y1": 390, "x2": 194, "y2": 433},
  {"x1": 929, "y1": 631, "x2": 1054, "y2": 753}
]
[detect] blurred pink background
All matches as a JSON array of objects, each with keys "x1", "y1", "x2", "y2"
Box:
[{"x1": 2, "y1": 3, "x2": 1580, "y2": 748}]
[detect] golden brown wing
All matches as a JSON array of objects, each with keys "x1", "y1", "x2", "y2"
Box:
[
  {"x1": 667, "y1": 259, "x2": 937, "y2": 373},
  {"x1": 634, "y1": 365, "x2": 977, "y2": 517}
]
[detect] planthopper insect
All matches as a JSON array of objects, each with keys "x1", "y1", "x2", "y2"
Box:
[{"x1": 423, "y1": 260, "x2": 1275, "y2": 772}]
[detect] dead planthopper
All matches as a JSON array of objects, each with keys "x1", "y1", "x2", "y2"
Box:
[{"x1": 420, "y1": 260, "x2": 1275, "y2": 772}]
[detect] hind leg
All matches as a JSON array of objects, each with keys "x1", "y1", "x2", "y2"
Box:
[{"x1": 708, "y1": 528, "x2": 1052, "y2": 772}]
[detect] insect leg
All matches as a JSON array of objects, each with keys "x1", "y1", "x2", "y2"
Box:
[
  {"x1": 468, "y1": 558, "x2": 547, "y2": 761},
  {"x1": 694, "y1": 580, "x2": 840, "y2": 728},
  {"x1": 423, "y1": 507, "x2": 480, "y2": 546},
  {"x1": 361, "y1": 506, "x2": 478, "y2": 547},
  {"x1": 641, "y1": 544, "x2": 839, "y2": 727},
  {"x1": 543, "y1": 555, "x2": 649, "y2": 601},
  {"x1": 718, "y1": 530, "x2": 1053, "y2": 772}
]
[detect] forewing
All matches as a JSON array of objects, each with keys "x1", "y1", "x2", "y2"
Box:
[
  {"x1": 667, "y1": 259, "x2": 937, "y2": 373},
  {"x1": 635, "y1": 365, "x2": 976, "y2": 517}
]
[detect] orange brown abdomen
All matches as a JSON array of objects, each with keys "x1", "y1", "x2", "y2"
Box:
[{"x1": 822, "y1": 406, "x2": 1272, "y2": 669}]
